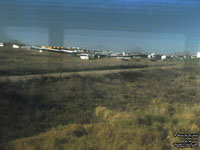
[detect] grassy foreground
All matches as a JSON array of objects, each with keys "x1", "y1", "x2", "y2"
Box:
[
  {"x1": 1, "y1": 48, "x2": 200, "y2": 149},
  {"x1": 0, "y1": 59, "x2": 200, "y2": 149},
  {"x1": 6, "y1": 104, "x2": 200, "y2": 150}
]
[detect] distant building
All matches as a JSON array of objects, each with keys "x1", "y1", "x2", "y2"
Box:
[
  {"x1": 21, "y1": 46, "x2": 31, "y2": 50},
  {"x1": 62, "y1": 49, "x2": 76, "y2": 53},
  {"x1": 117, "y1": 56, "x2": 132, "y2": 60},
  {"x1": 148, "y1": 53, "x2": 155, "y2": 59},
  {"x1": 148, "y1": 53, "x2": 161, "y2": 60},
  {"x1": 177, "y1": 56, "x2": 185, "y2": 60},
  {"x1": 41, "y1": 46, "x2": 47, "y2": 49},
  {"x1": 13, "y1": 44, "x2": 19, "y2": 48},
  {"x1": 131, "y1": 54, "x2": 147, "y2": 59},
  {"x1": 0, "y1": 42, "x2": 4, "y2": 47},
  {"x1": 94, "y1": 51, "x2": 110, "y2": 58},
  {"x1": 110, "y1": 53, "x2": 121, "y2": 57},
  {"x1": 191, "y1": 55, "x2": 196, "y2": 59},
  {"x1": 161, "y1": 55, "x2": 167, "y2": 60},
  {"x1": 77, "y1": 49, "x2": 85, "y2": 53},
  {"x1": 197, "y1": 51, "x2": 200, "y2": 58},
  {"x1": 122, "y1": 52, "x2": 126, "y2": 56}
]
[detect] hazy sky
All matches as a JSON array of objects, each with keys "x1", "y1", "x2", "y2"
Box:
[{"x1": 1, "y1": 0, "x2": 200, "y2": 53}]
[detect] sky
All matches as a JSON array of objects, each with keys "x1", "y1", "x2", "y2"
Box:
[{"x1": 0, "y1": 0, "x2": 200, "y2": 53}]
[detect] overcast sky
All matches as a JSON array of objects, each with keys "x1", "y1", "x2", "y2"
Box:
[{"x1": 1, "y1": 0, "x2": 200, "y2": 53}]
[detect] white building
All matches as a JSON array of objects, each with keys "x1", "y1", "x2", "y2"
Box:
[
  {"x1": 148, "y1": 53, "x2": 156, "y2": 59},
  {"x1": 161, "y1": 55, "x2": 167, "y2": 60},
  {"x1": 110, "y1": 53, "x2": 121, "y2": 57},
  {"x1": 13, "y1": 44, "x2": 19, "y2": 48},
  {"x1": 62, "y1": 49, "x2": 76, "y2": 53},
  {"x1": 0, "y1": 42, "x2": 4, "y2": 47},
  {"x1": 80, "y1": 54, "x2": 90, "y2": 60},
  {"x1": 191, "y1": 55, "x2": 196, "y2": 59},
  {"x1": 197, "y1": 51, "x2": 200, "y2": 58}
]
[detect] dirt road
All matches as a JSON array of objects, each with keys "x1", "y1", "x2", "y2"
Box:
[{"x1": 0, "y1": 65, "x2": 182, "y2": 82}]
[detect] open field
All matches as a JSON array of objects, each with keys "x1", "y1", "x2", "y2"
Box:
[
  {"x1": 0, "y1": 47, "x2": 182, "y2": 76},
  {"x1": 1, "y1": 48, "x2": 200, "y2": 150}
]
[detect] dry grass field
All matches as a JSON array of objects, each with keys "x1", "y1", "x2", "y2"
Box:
[
  {"x1": 0, "y1": 47, "x2": 180, "y2": 76},
  {"x1": 1, "y1": 47, "x2": 200, "y2": 150}
]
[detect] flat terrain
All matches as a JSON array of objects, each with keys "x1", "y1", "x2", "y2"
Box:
[
  {"x1": 1, "y1": 48, "x2": 200, "y2": 150},
  {"x1": 0, "y1": 47, "x2": 180, "y2": 76}
]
